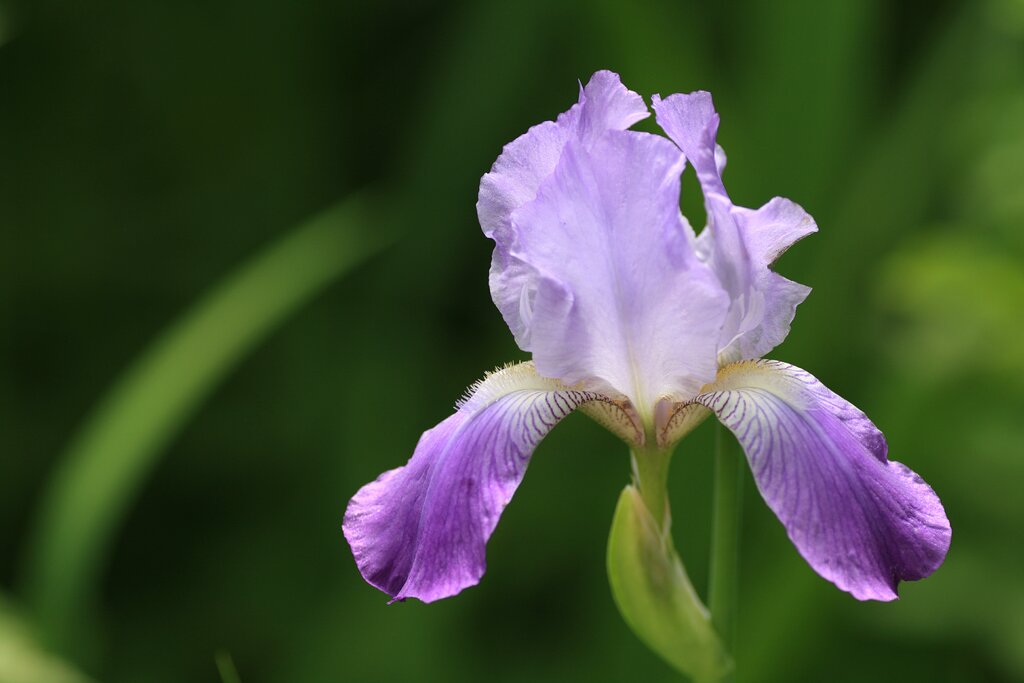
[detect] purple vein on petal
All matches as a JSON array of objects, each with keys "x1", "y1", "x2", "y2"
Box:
[
  {"x1": 690, "y1": 360, "x2": 950, "y2": 601},
  {"x1": 342, "y1": 363, "x2": 605, "y2": 603}
]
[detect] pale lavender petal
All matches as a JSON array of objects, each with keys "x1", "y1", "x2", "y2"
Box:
[
  {"x1": 478, "y1": 71, "x2": 648, "y2": 348},
  {"x1": 342, "y1": 363, "x2": 601, "y2": 603},
  {"x1": 651, "y1": 91, "x2": 726, "y2": 194},
  {"x1": 692, "y1": 360, "x2": 950, "y2": 601},
  {"x1": 510, "y1": 129, "x2": 729, "y2": 414},
  {"x1": 719, "y1": 198, "x2": 815, "y2": 357},
  {"x1": 480, "y1": 120, "x2": 575, "y2": 345},
  {"x1": 741, "y1": 197, "x2": 818, "y2": 265},
  {"x1": 653, "y1": 92, "x2": 818, "y2": 362},
  {"x1": 575, "y1": 70, "x2": 650, "y2": 144}
]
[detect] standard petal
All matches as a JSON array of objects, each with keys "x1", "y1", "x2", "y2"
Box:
[
  {"x1": 653, "y1": 92, "x2": 817, "y2": 362},
  {"x1": 651, "y1": 91, "x2": 726, "y2": 195},
  {"x1": 691, "y1": 360, "x2": 950, "y2": 601},
  {"x1": 509, "y1": 129, "x2": 729, "y2": 415},
  {"x1": 343, "y1": 362, "x2": 610, "y2": 603},
  {"x1": 575, "y1": 70, "x2": 650, "y2": 145},
  {"x1": 478, "y1": 71, "x2": 648, "y2": 348}
]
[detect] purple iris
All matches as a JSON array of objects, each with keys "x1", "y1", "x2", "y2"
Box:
[{"x1": 343, "y1": 71, "x2": 951, "y2": 605}]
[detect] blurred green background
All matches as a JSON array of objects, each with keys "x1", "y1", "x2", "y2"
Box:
[{"x1": 2, "y1": 0, "x2": 1023, "y2": 681}]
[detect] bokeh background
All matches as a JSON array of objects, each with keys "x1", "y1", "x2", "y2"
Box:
[{"x1": 2, "y1": 0, "x2": 1024, "y2": 681}]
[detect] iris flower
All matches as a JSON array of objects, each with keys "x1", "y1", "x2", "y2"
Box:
[{"x1": 343, "y1": 71, "x2": 950, "y2": 608}]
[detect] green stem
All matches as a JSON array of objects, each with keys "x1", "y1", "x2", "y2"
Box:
[
  {"x1": 631, "y1": 444, "x2": 671, "y2": 531},
  {"x1": 709, "y1": 422, "x2": 743, "y2": 662}
]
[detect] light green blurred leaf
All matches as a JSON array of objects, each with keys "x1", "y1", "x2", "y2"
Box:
[
  {"x1": 0, "y1": 594, "x2": 93, "y2": 683},
  {"x1": 214, "y1": 650, "x2": 241, "y2": 683},
  {"x1": 21, "y1": 196, "x2": 391, "y2": 654},
  {"x1": 877, "y1": 234, "x2": 1024, "y2": 383}
]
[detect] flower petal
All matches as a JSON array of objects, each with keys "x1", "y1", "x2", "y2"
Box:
[
  {"x1": 692, "y1": 360, "x2": 950, "y2": 601},
  {"x1": 509, "y1": 129, "x2": 729, "y2": 414},
  {"x1": 575, "y1": 70, "x2": 650, "y2": 145},
  {"x1": 651, "y1": 91, "x2": 726, "y2": 195},
  {"x1": 478, "y1": 71, "x2": 648, "y2": 349},
  {"x1": 343, "y1": 362, "x2": 609, "y2": 603},
  {"x1": 653, "y1": 92, "x2": 817, "y2": 363}
]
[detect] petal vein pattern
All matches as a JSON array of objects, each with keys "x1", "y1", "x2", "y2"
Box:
[
  {"x1": 342, "y1": 363, "x2": 610, "y2": 603},
  {"x1": 692, "y1": 360, "x2": 950, "y2": 600}
]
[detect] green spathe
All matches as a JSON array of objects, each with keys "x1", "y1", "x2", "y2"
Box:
[{"x1": 607, "y1": 484, "x2": 731, "y2": 683}]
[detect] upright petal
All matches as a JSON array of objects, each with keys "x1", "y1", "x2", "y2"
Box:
[
  {"x1": 651, "y1": 91, "x2": 726, "y2": 195},
  {"x1": 653, "y1": 92, "x2": 817, "y2": 363},
  {"x1": 478, "y1": 71, "x2": 649, "y2": 348},
  {"x1": 576, "y1": 70, "x2": 650, "y2": 145},
  {"x1": 343, "y1": 362, "x2": 614, "y2": 603},
  {"x1": 509, "y1": 129, "x2": 729, "y2": 415},
  {"x1": 691, "y1": 360, "x2": 950, "y2": 601}
]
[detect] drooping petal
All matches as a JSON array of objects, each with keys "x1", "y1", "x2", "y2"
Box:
[
  {"x1": 509, "y1": 129, "x2": 729, "y2": 415},
  {"x1": 653, "y1": 92, "x2": 817, "y2": 363},
  {"x1": 692, "y1": 359, "x2": 950, "y2": 601},
  {"x1": 478, "y1": 70, "x2": 649, "y2": 349},
  {"x1": 343, "y1": 362, "x2": 622, "y2": 603}
]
